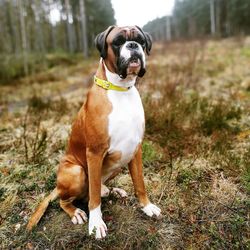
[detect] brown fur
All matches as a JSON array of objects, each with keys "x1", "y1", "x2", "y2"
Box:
[{"x1": 128, "y1": 145, "x2": 149, "y2": 206}]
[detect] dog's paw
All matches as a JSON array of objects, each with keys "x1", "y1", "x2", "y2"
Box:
[
  {"x1": 71, "y1": 208, "x2": 88, "y2": 225},
  {"x1": 111, "y1": 187, "x2": 128, "y2": 198},
  {"x1": 101, "y1": 184, "x2": 110, "y2": 197},
  {"x1": 89, "y1": 218, "x2": 107, "y2": 239},
  {"x1": 89, "y1": 205, "x2": 107, "y2": 239},
  {"x1": 141, "y1": 203, "x2": 161, "y2": 217}
]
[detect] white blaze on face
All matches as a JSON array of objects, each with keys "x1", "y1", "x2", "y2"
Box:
[{"x1": 120, "y1": 41, "x2": 146, "y2": 68}]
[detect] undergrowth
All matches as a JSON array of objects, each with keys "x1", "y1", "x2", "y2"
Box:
[{"x1": 0, "y1": 52, "x2": 88, "y2": 84}]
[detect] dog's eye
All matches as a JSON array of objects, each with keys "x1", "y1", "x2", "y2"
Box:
[
  {"x1": 134, "y1": 37, "x2": 145, "y2": 47},
  {"x1": 113, "y1": 37, "x2": 126, "y2": 47},
  {"x1": 139, "y1": 41, "x2": 146, "y2": 47}
]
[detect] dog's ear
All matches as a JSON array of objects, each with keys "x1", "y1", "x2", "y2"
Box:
[
  {"x1": 95, "y1": 25, "x2": 115, "y2": 59},
  {"x1": 144, "y1": 32, "x2": 152, "y2": 55},
  {"x1": 136, "y1": 26, "x2": 152, "y2": 55}
]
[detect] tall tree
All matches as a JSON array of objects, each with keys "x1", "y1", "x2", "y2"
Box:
[
  {"x1": 48, "y1": 0, "x2": 57, "y2": 50},
  {"x1": 34, "y1": 0, "x2": 45, "y2": 52},
  {"x1": 210, "y1": 0, "x2": 216, "y2": 35},
  {"x1": 18, "y1": 0, "x2": 28, "y2": 75},
  {"x1": 5, "y1": 1, "x2": 16, "y2": 53},
  {"x1": 79, "y1": 0, "x2": 88, "y2": 58},
  {"x1": 65, "y1": 0, "x2": 74, "y2": 53}
]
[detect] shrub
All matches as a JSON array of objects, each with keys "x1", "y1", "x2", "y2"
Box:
[
  {"x1": 0, "y1": 52, "x2": 83, "y2": 84},
  {"x1": 199, "y1": 99, "x2": 241, "y2": 135}
]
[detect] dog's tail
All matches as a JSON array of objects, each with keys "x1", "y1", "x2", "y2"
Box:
[{"x1": 26, "y1": 188, "x2": 58, "y2": 231}]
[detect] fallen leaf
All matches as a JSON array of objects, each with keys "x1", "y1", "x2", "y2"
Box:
[
  {"x1": 26, "y1": 242, "x2": 34, "y2": 250},
  {"x1": 237, "y1": 130, "x2": 250, "y2": 140}
]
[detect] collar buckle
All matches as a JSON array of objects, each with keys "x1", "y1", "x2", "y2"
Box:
[{"x1": 104, "y1": 82, "x2": 110, "y2": 89}]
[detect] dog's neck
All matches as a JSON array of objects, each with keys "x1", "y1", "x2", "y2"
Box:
[{"x1": 101, "y1": 59, "x2": 137, "y2": 89}]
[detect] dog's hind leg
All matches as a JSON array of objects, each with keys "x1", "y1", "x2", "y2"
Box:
[
  {"x1": 57, "y1": 160, "x2": 88, "y2": 224},
  {"x1": 101, "y1": 184, "x2": 128, "y2": 198},
  {"x1": 102, "y1": 168, "x2": 128, "y2": 198},
  {"x1": 60, "y1": 198, "x2": 88, "y2": 224},
  {"x1": 101, "y1": 184, "x2": 110, "y2": 197}
]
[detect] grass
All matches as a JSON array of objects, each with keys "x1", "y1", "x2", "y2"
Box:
[
  {"x1": 0, "y1": 37, "x2": 250, "y2": 249},
  {"x1": 0, "y1": 52, "x2": 93, "y2": 85}
]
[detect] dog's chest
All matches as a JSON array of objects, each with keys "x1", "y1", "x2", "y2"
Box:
[{"x1": 107, "y1": 87, "x2": 144, "y2": 165}]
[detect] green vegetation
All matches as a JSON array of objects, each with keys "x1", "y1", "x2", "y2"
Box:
[
  {"x1": 199, "y1": 99, "x2": 241, "y2": 135},
  {"x1": 0, "y1": 53, "x2": 91, "y2": 84},
  {"x1": 142, "y1": 140, "x2": 162, "y2": 167},
  {"x1": 0, "y1": 38, "x2": 249, "y2": 249},
  {"x1": 241, "y1": 152, "x2": 250, "y2": 193}
]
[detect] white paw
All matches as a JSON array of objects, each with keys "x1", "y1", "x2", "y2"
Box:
[
  {"x1": 101, "y1": 184, "x2": 110, "y2": 197},
  {"x1": 111, "y1": 187, "x2": 128, "y2": 198},
  {"x1": 141, "y1": 203, "x2": 161, "y2": 217},
  {"x1": 89, "y1": 205, "x2": 107, "y2": 239},
  {"x1": 89, "y1": 218, "x2": 107, "y2": 239},
  {"x1": 71, "y1": 208, "x2": 88, "y2": 225}
]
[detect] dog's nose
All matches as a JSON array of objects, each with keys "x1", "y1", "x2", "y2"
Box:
[{"x1": 126, "y1": 42, "x2": 139, "y2": 50}]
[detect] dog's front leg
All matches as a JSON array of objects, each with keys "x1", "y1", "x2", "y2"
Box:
[
  {"x1": 128, "y1": 145, "x2": 161, "y2": 217},
  {"x1": 87, "y1": 148, "x2": 107, "y2": 239}
]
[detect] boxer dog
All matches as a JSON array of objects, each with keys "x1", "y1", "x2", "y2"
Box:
[{"x1": 27, "y1": 25, "x2": 161, "y2": 239}]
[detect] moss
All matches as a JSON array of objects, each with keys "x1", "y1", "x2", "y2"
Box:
[
  {"x1": 241, "y1": 166, "x2": 250, "y2": 193},
  {"x1": 45, "y1": 172, "x2": 57, "y2": 191},
  {"x1": 142, "y1": 140, "x2": 161, "y2": 167},
  {"x1": 241, "y1": 47, "x2": 250, "y2": 58},
  {"x1": 0, "y1": 187, "x2": 6, "y2": 201},
  {"x1": 199, "y1": 99, "x2": 241, "y2": 136},
  {"x1": 176, "y1": 168, "x2": 203, "y2": 187}
]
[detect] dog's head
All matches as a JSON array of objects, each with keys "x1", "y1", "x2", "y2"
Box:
[{"x1": 95, "y1": 26, "x2": 152, "y2": 79}]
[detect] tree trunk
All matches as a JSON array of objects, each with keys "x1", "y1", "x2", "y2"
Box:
[
  {"x1": 173, "y1": 15, "x2": 180, "y2": 39},
  {"x1": 210, "y1": 0, "x2": 216, "y2": 35},
  {"x1": 18, "y1": 0, "x2": 28, "y2": 75},
  {"x1": 34, "y1": 0, "x2": 45, "y2": 52},
  {"x1": 216, "y1": 0, "x2": 221, "y2": 36},
  {"x1": 65, "y1": 0, "x2": 74, "y2": 53},
  {"x1": 79, "y1": 0, "x2": 88, "y2": 58},
  {"x1": 49, "y1": 0, "x2": 57, "y2": 50},
  {"x1": 6, "y1": 1, "x2": 16, "y2": 53},
  {"x1": 166, "y1": 16, "x2": 171, "y2": 41}
]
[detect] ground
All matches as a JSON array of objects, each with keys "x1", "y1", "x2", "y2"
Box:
[{"x1": 0, "y1": 38, "x2": 249, "y2": 249}]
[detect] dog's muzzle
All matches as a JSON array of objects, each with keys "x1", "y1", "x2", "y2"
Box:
[{"x1": 117, "y1": 41, "x2": 146, "y2": 79}]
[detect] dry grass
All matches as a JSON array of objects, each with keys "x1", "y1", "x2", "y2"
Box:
[{"x1": 0, "y1": 38, "x2": 250, "y2": 249}]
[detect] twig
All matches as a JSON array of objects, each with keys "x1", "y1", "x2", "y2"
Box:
[
  {"x1": 22, "y1": 107, "x2": 30, "y2": 162},
  {"x1": 32, "y1": 115, "x2": 42, "y2": 160},
  {"x1": 168, "y1": 150, "x2": 174, "y2": 181}
]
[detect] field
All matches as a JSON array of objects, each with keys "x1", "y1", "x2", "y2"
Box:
[{"x1": 0, "y1": 38, "x2": 249, "y2": 249}]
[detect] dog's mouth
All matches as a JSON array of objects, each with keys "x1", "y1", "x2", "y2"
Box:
[
  {"x1": 128, "y1": 58, "x2": 141, "y2": 69},
  {"x1": 117, "y1": 53, "x2": 145, "y2": 79},
  {"x1": 126, "y1": 57, "x2": 141, "y2": 76}
]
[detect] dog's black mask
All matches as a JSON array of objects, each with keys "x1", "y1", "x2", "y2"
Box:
[{"x1": 95, "y1": 26, "x2": 152, "y2": 78}]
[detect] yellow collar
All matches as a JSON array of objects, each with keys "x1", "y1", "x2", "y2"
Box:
[{"x1": 94, "y1": 76, "x2": 130, "y2": 92}]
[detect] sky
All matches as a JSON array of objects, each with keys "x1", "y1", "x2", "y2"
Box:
[{"x1": 111, "y1": 0, "x2": 175, "y2": 27}]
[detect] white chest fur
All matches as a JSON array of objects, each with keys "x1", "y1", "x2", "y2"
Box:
[{"x1": 107, "y1": 87, "x2": 145, "y2": 166}]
